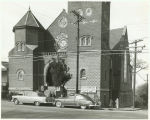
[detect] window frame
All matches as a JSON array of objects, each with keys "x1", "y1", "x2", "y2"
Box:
[
  {"x1": 16, "y1": 41, "x2": 25, "y2": 52},
  {"x1": 80, "y1": 69, "x2": 86, "y2": 79},
  {"x1": 79, "y1": 35, "x2": 92, "y2": 46},
  {"x1": 17, "y1": 69, "x2": 25, "y2": 81}
]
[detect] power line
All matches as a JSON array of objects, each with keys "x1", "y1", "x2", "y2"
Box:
[
  {"x1": 137, "y1": 73, "x2": 146, "y2": 81},
  {"x1": 6, "y1": 52, "x2": 149, "y2": 64},
  {"x1": 129, "y1": 39, "x2": 144, "y2": 109}
]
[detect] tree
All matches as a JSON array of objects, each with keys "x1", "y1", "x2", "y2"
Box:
[
  {"x1": 135, "y1": 83, "x2": 148, "y2": 108},
  {"x1": 49, "y1": 58, "x2": 72, "y2": 96},
  {"x1": 130, "y1": 57, "x2": 148, "y2": 73},
  {"x1": 136, "y1": 59, "x2": 148, "y2": 73}
]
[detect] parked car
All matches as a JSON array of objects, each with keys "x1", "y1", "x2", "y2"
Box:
[
  {"x1": 11, "y1": 91, "x2": 55, "y2": 106},
  {"x1": 55, "y1": 93, "x2": 100, "y2": 109}
]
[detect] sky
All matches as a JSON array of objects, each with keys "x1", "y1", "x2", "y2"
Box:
[{"x1": 0, "y1": 0, "x2": 150, "y2": 87}]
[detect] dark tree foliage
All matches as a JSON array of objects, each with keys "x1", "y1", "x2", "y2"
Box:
[
  {"x1": 49, "y1": 58, "x2": 72, "y2": 87},
  {"x1": 135, "y1": 83, "x2": 148, "y2": 108}
]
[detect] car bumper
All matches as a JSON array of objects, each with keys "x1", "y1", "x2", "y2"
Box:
[
  {"x1": 89, "y1": 104, "x2": 100, "y2": 107},
  {"x1": 43, "y1": 101, "x2": 55, "y2": 104}
]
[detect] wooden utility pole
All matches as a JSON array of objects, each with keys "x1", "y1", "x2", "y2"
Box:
[
  {"x1": 147, "y1": 74, "x2": 148, "y2": 100},
  {"x1": 71, "y1": 10, "x2": 85, "y2": 93},
  {"x1": 130, "y1": 39, "x2": 143, "y2": 108}
]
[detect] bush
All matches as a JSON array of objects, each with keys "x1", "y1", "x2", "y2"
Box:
[{"x1": 135, "y1": 83, "x2": 148, "y2": 108}]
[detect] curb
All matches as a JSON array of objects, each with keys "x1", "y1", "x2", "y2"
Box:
[{"x1": 102, "y1": 108, "x2": 142, "y2": 111}]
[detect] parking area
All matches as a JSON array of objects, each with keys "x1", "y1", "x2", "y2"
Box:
[{"x1": 1, "y1": 100, "x2": 148, "y2": 119}]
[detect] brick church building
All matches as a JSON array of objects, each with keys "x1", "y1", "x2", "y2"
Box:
[{"x1": 8, "y1": 1, "x2": 133, "y2": 107}]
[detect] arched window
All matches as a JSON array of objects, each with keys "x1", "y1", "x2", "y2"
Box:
[
  {"x1": 16, "y1": 42, "x2": 25, "y2": 51},
  {"x1": 80, "y1": 37, "x2": 86, "y2": 46},
  {"x1": 21, "y1": 42, "x2": 25, "y2": 51},
  {"x1": 17, "y1": 69, "x2": 24, "y2": 80},
  {"x1": 86, "y1": 36, "x2": 91, "y2": 46},
  {"x1": 80, "y1": 36, "x2": 92, "y2": 46},
  {"x1": 16, "y1": 42, "x2": 21, "y2": 51},
  {"x1": 80, "y1": 69, "x2": 86, "y2": 79},
  {"x1": 18, "y1": 42, "x2": 21, "y2": 51}
]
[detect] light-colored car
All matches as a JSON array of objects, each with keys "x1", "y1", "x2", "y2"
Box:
[
  {"x1": 12, "y1": 91, "x2": 55, "y2": 106},
  {"x1": 55, "y1": 93, "x2": 100, "y2": 109}
]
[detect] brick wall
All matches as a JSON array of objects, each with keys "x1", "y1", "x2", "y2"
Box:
[
  {"x1": 100, "y1": 54, "x2": 111, "y2": 107},
  {"x1": 9, "y1": 56, "x2": 33, "y2": 91},
  {"x1": 68, "y1": 2, "x2": 103, "y2": 52},
  {"x1": 66, "y1": 51, "x2": 101, "y2": 95}
]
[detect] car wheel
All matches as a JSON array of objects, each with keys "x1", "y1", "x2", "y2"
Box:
[
  {"x1": 34, "y1": 101, "x2": 40, "y2": 106},
  {"x1": 81, "y1": 105, "x2": 86, "y2": 109},
  {"x1": 56, "y1": 101, "x2": 62, "y2": 108},
  {"x1": 14, "y1": 99, "x2": 19, "y2": 105}
]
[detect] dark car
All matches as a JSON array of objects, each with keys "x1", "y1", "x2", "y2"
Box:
[{"x1": 55, "y1": 93, "x2": 100, "y2": 109}]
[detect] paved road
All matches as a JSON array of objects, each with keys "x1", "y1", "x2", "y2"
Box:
[{"x1": 1, "y1": 100, "x2": 148, "y2": 119}]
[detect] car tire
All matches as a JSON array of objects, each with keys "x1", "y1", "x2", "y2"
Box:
[
  {"x1": 14, "y1": 99, "x2": 19, "y2": 105},
  {"x1": 34, "y1": 101, "x2": 40, "y2": 106},
  {"x1": 81, "y1": 105, "x2": 86, "y2": 109},
  {"x1": 56, "y1": 101, "x2": 62, "y2": 108}
]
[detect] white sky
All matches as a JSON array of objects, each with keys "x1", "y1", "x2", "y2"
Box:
[{"x1": 0, "y1": 0, "x2": 150, "y2": 87}]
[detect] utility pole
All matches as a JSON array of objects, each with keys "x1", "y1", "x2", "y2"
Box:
[
  {"x1": 71, "y1": 10, "x2": 85, "y2": 93},
  {"x1": 129, "y1": 39, "x2": 143, "y2": 108},
  {"x1": 146, "y1": 74, "x2": 148, "y2": 103}
]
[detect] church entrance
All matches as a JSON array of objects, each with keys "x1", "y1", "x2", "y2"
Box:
[
  {"x1": 44, "y1": 61, "x2": 54, "y2": 87},
  {"x1": 46, "y1": 66, "x2": 53, "y2": 86}
]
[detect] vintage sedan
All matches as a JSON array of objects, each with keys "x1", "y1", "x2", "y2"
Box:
[
  {"x1": 12, "y1": 91, "x2": 55, "y2": 106},
  {"x1": 55, "y1": 93, "x2": 100, "y2": 109}
]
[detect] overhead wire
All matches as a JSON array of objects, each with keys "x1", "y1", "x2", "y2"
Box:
[{"x1": 2, "y1": 2, "x2": 149, "y2": 63}]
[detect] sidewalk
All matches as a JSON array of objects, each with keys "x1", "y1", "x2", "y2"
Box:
[{"x1": 103, "y1": 107, "x2": 142, "y2": 111}]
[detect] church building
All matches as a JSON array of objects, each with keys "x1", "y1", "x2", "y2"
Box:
[{"x1": 8, "y1": 1, "x2": 132, "y2": 107}]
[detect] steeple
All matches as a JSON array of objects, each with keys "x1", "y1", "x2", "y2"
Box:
[
  {"x1": 13, "y1": 8, "x2": 44, "y2": 32},
  {"x1": 28, "y1": 6, "x2": 31, "y2": 11}
]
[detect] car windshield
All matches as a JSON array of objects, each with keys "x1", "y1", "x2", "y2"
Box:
[{"x1": 80, "y1": 94, "x2": 94, "y2": 102}]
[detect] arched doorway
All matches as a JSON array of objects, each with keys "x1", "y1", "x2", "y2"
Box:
[
  {"x1": 44, "y1": 61, "x2": 54, "y2": 86},
  {"x1": 46, "y1": 66, "x2": 53, "y2": 86}
]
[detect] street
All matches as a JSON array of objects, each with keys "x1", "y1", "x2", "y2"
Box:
[{"x1": 1, "y1": 100, "x2": 148, "y2": 119}]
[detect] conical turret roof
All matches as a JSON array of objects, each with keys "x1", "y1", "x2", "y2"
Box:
[{"x1": 13, "y1": 8, "x2": 44, "y2": 31}]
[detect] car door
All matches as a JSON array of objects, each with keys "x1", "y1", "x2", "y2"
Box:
[
  {"x1": 64, "y1": 94, "x2": 75, "y2": 106},
  {"x1": 23, "y1": 92, "x2": 33, "y2": 103},
  {"x1": 75, "y1": 94, "x2": 86, "y2": 106},
  {"x1": 20, "y1": 94, "x2": 29, "y2": 103},
  {"x1": 27, "y1": 92, "x2": 38, "y2": 103},
  {"x1": 15, "y1": 95, "x2": 23, "y2": 103}
]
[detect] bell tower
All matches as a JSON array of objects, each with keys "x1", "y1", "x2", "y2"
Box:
[
  {"x1": 9, "y1": 8, "x2": 45, "y2": 92},
  {"x1": 13, "y1": 8, "x2": 45, "y2": 51},
  {"x1": 66, "y1": 1, "x2": 111, "y2": 107}
]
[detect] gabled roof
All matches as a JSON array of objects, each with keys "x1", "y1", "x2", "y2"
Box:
[
  {"x1": 47, "y1": 9, "x2": 67, "y2": 30},
  {"x1": 13, "y1": 8, "x2": 44, "y2": 31},
  {"x1": 1, "y1": 61, "x2": 8, "y2": 71},
  {"x1": 109, "y1": 26, "x2": 127, "y2": 49}
]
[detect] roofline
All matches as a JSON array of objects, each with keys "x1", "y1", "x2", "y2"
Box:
[
  {"x1": 122, "y1": 26, "x2": 127, "y2": 36},
  {"x1": 25, "y1": 11, "x2": 29, "y2": 25},
  {"x1": 13, "y1": 25, "x2": 45, "y2": 32},
  {"x1": 110, "y1": 27, "x2": 124, "y2": 31},
  {"x1": 31, "y1": 12, "x2": 40, "y2": 27},
  {"x1": 13, "y1": 9, "x2": 45, "y2": 32},
  {"x1": 47, "y1": 9, "x2": 67, "y2": 30},
  {"x1": 110, "y1": 26, "x2": 127, "y2": 31},
  {"x1": 1, "y1": 61, "x2": 8, "y2": 63}
]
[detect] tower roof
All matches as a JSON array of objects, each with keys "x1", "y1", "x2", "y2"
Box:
[
  {"x1": 13, "y1": 8, "x2": 44, "y2": 31},
  {"x1": 109, "y1": 26, "x2": 127, "y2": 49}
]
